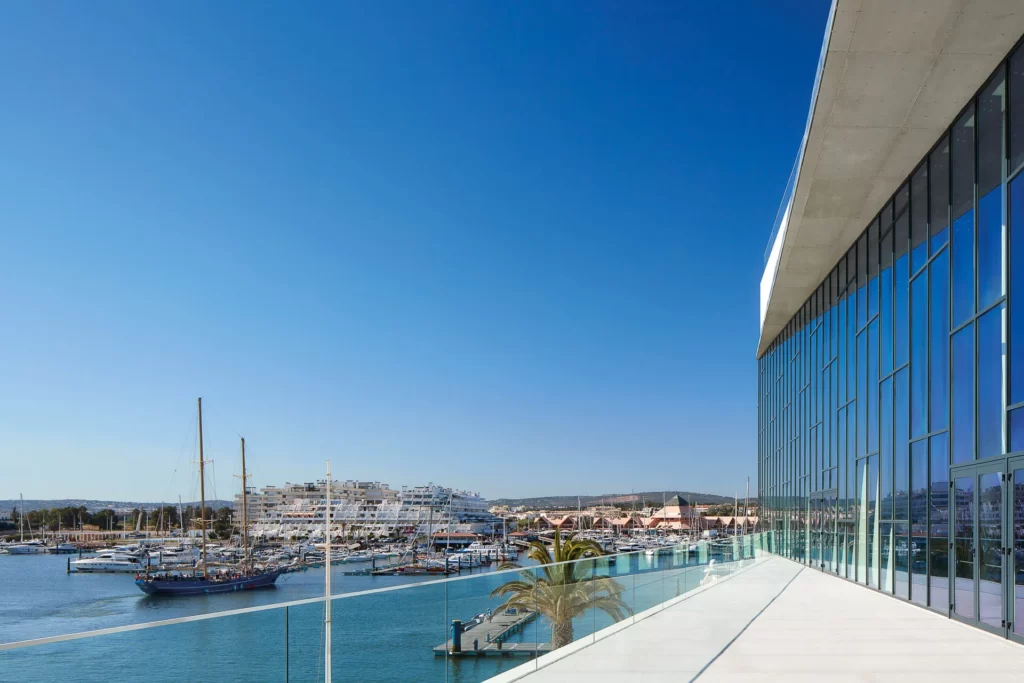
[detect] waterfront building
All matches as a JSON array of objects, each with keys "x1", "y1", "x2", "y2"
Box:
[
  {"x1": 758, "y1": 1, "x2": 1024, "y2": 643},
  {"x1": 236, "y1": 479, "x2": 399, "y2": 522},
  {"x1": 246, "y1": 482, "x2": 499, "y2": 539},
  {"x1": 0, "y1": 509, "x2": 11, "y2": 524},
  {"x1": 645, "y1": 494, "x2": 693, "y2": 530}
]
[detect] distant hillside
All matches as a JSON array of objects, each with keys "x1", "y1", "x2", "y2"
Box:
[
  {"x1": 0, "y1": 499, "x2": 235, "y2": 514},
  {"x1": 491, "y1": 491, "x2": 755, "y2": 508}
]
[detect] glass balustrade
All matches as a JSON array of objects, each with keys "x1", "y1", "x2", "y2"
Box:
[{"x1": 0, "y1": 532, "x2": 772, "y2": 683}]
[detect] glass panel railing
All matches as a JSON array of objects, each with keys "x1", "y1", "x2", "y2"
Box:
[{"x1": 1, "y1": 532, "x2": 773, "y2": 682}]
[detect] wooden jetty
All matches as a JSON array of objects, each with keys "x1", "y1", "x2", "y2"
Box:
[{"x1": 433, "y1": 609, "x2": 550, "y2": 658}]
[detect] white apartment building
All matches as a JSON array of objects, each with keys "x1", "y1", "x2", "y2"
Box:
[{"x1": 241, "y1": 482, "x2": 498, "y2": 540}]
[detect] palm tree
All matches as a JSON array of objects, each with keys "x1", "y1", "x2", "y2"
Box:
[{"x1": 489, "y1": 532, "x2": 632, "y2": 649}]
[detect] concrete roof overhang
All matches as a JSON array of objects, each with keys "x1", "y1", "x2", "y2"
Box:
[{"x1": 757, "y1": 0, "x2": 1024, "y2": 358}]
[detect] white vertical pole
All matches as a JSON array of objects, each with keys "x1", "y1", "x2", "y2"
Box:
[{"x1": 325, "y1": 461, "x2": 332, "y2": 682}]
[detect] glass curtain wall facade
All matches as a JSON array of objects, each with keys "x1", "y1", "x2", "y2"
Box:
[{"x1": 758, "y1": 43, "x2": 1024, "y2": 641}]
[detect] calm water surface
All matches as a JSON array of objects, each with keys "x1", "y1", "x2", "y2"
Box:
[{"x1": 0, "y1": 550, "x2": 703, "y2": 682}]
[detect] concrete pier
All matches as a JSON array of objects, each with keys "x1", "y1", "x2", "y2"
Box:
[{"x1": 433, "y1": 609, "x2": 548, "y2": 658}]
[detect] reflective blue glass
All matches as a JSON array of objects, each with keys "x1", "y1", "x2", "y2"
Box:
[
  {"x1": 929, "y1": 433, "x2": 949, "y2": 607},
  {"x1": 952, "y1": 324, "x2": 975, "y2": 464},
  {"x1": 838, "y1": 402, "x2": 847, "y2": 487},
  {"x1": 909, "y1": 438, "x2": 926, "y2": 606},
  {"x1": 848, "y1": 405, "x2": 857, "y2": 497},
  {"x1": 880, "y1": 377, "x2": 893, "y2": 520},
  {"x1": 894, "y1": 254, "x2": 909, "y2": 368},
  {"x1": 869, "y1": 278, "x2": 878, "y2": 320},
  {"x1": 1010, "y1": 407, "x2": 1024, "y2": 453},
  {"x1": 911, "y1": 274, "x2": 928, "y2": 437},
  {"x1": 849, "y1": 288, "x2": 858, "y2": 400},
  {"x1": 912, "y1": 168, "x2": 928, "y2": 272},
  {"x1": 952, "y1": 210, "x2": 975, "y2": 327},
  {"x1": 859, "y1": 283, "x2": 867, "y2": 330},
  {"x1": 868, "y1": 320, "x2": 878, "y2": 453},
  {"x1": 977, "y1": 189, "x2": 1004, "y2": 310},
  {"x1": 868, "y1": 455, "x2": 878, "y2": 588},
  {"x1": 858, "y1": 237, "x2": 868, "y2": 328},
  {"x1": 977, "y1": 305, "x2": 1005, "y2": 460},
  {"x1": 838, "y1": 296, "x2": 847, "y2": 401},
  {"x1": 880, "y1": 262, "x2": 893, "y2": 376},
  {"x1": 930, "y1": 138, "x2": 950, "y2": 252},
  {"x1": 930, "y1": 251, "x2": 949, "y2": 431},
  {"x1": 1010, "y1": 176, "x2": 1024, "y2": 404},
  {"x1": 895, "y1": 368, "x2": 909, "y2": 521},
  {"x1": 858, "y1": 331, "x2": 868, "y2": 456}
]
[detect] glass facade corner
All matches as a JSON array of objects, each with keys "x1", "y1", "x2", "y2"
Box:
[{"x1": 758, "y1": 41, "x2": 1024, "y2": 643}]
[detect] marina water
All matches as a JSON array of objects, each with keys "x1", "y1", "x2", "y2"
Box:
[{"x1": 1, "y1": 550, "x2": 693, "y2": 682}]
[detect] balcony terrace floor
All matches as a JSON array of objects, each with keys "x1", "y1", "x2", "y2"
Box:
[{"x1": 505, "y1": 556, "x2": 1024, "y2": 682}]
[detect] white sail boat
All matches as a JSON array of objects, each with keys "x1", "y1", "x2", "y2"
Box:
[{"x1": 7, "y1": 494, "x2": 46, "y2": 555}]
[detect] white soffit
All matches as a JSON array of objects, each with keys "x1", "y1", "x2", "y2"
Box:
[{"x1": 757, "y1": 0, "x2": 1024, "y2": 358}]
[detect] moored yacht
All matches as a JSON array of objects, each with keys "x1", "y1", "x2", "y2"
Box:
[
  {"x1": 72, "y1": 555, "x2": 148, "y2": 573},
  {"x1": 7, "y1": 540, "x2": 47, "y2": 555}
]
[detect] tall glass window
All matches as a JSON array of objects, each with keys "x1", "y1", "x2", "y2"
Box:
[
  {"x1": 1011, "y1": 407, "x2": 1024, "y2": 453},
  {"x1": 859, "y1": 330, "x2": 867, "y2": 456},
  {"x1": 858, "y1": 235, "x2": 868, "y2": 329},
  {"x1": 930, "y1": 251, "x2": 949, "y2": 431},
  {"x1": 1012, "y1": 176, "x2": 1024, "y2": 405},
  {"x1": 952, "y1": 324, "x2": 975, "y2": 464},
  {"x1": 1012, "y1": 49, "x2": 1024, "y2": 176},
  {"x1": 868, "y1": 220, "x2": 879, "y2": 320},
  {"x1": 757, "y1": 47, "x2": 1024, "y2": 630},
  {"x1": 895, "y1": 201, "x2": 910, "y2": 368},
  {"x1": 881, "y1": 229, "x2": 893, "y2": 377},
  {"x1": 928, "y1": 433, "x2": 949, "y2": 608},
  {"x1": 909, "y1": 437, "x2": 927, "y2": 606},
  {"x1": 930, "y1": 138, "x2": 950, "y2": 251},
  {"x1": 848, "y1": 249, "x2": 858, "y2": 400},
  {"x1": 911, "y1": 274, "x2": 928, "y2": 437},
  {"x1": 911, "y1": 169, "x2": 928, "y2": 273},
  {"x1": 868, "y1": 455, "x2": 879, "y2": 588},
  {"x1": 951, "y1": 105, "x2": 976, "y2": 327},
  {"x1": 977, "y1": 305, "x2": 1005, "y2": 460},
  {"x1": 881, "y1": 377, "x2": 893, "y2": 521},
  {"x1": 839, "y1": 301, "x2": 848, "y2": 415},
  {"x1": 868, "y1": 320, "x2": 879, "y2": 454},
  {"x1": 977, "y1": 72, "x2": 1005, "y2": 310}
]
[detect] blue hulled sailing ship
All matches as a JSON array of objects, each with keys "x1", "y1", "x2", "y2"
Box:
[{"x1": 136, "y1": 399, "x2": 281, "y2": 596}]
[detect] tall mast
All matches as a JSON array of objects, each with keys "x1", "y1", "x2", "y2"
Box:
[
  {"x1": 240, "y1": 437, "x2": 250, "y2": 571},
  {"x1": 744, "y1": 476, "x2": 750, "y2": 536},
  {"x1": 198, "y1": 397, "x2": 207, "y2": 578},
  {"x1": 19, "y1": 493, "x2": 24, "y2": 543},
  {"x1": 324, "y1": 460, "x2": 332, "y2": 682},
  {"x1": 446, "y1": 491, "x2": 452, "y2": 552}
]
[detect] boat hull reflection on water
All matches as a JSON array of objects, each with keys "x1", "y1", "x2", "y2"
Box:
[{"x1": 135, "y1": 570, "x2": 282, "y2": 595}]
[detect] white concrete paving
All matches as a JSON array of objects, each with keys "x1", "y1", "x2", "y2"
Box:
[{"x1": 505, "y1": 556, "x2": 1024, "y2": 682}]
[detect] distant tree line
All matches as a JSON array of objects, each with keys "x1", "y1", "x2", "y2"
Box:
[{"x1": 2, "y1": 505, "x2": 236, "y2": 538}]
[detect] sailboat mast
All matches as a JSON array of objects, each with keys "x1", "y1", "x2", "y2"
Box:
[
  {"x1": 19, "y1": 493, "x2": 24, "y2": 543},
  {"x1": 324, "y1": 460, "x2": 332, "y2": 682},
  {"x1": 744, "y1": 476, "x2": 750, "y2": 536},
  {"x1": 241, "y1": 437, "x2": 250, "y2": 570},
  {"x1": 198, "y1": 397, "x2": 207, "y2": 578}
]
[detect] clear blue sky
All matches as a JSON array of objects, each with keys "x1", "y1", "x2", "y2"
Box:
[{"x1": 0, "y1": 2, "x2": 830, "y2": 503}]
